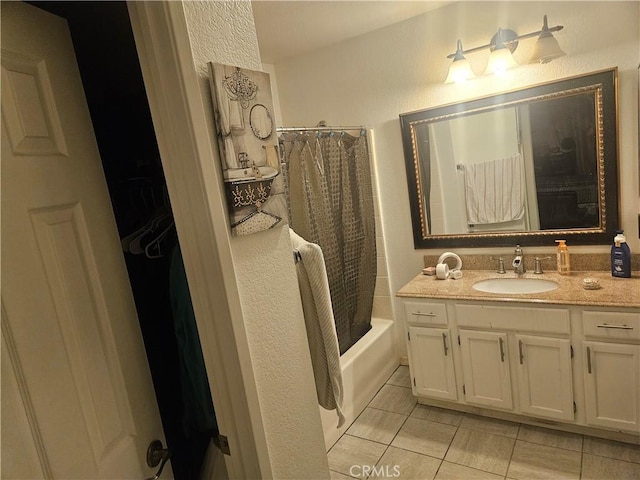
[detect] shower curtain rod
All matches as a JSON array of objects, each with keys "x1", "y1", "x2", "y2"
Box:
[{"x1": 276, "y1": 125, "x2": 366, "y2": 133}]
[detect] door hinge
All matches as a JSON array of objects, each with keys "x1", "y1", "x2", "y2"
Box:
[
  {"x1": 218, "y1": 434, "x2": 231, "y2": 456},
  {"x1": 570, "y1": 345, "x2": 574, "y2": 358},
  {"x1": 573, "y1": 401, "x2": 577, "y2": 414},
  {"x1": 413, "y1": 377, "x2": 416, "y2": 387},
  {"x1": 462, "y1": 384, "x2": 466, "y2": 395},
  {"x1": 407, "y1": 331, "x2": 410, "y2": 341},
  {"x1": 457, "y1": 335, "x2": 461, "y2": 346}
]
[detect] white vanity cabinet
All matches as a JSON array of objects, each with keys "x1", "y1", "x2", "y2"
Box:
[
  {"x1": 514, "y1": 334, "x2": 574, "y2": 421},
  {"x1": 582, "y1": 310, "x2": 640, "y2": 432},
  {"x1": 455, "y1": 304, "x2": 574, "y2": 421},
  {"x1": 398, "y1": 272, "x2": 640, "y2": 442},
  {"x1": 458, "y1": 330, "x2": 513, "y2": 410},
  {"x1": 404, "y1": 302, "x2": 457, "y2": 401}
]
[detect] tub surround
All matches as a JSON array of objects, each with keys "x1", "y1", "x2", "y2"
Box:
[{"x1": 397, "y1": 269, "x2": 640, "y2": 308}]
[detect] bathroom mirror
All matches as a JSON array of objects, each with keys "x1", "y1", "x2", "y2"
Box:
[
  {"x1": 250, "y1": 103, "x2": 273, "y2": 140},
  {"x1": 400, "y1": 68, "x2": 619, "y2": 248}
]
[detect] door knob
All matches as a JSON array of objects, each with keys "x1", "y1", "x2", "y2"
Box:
[{"x1": 145, "y1": 439, "x2": 171, "y2": 480}]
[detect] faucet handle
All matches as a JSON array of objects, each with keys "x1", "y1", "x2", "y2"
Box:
[
  {"x1": 534, "y1": 256, "x2": 552, "y2": 274},
  {"x1": 490, "y1": 256, "x2": 506, "y2": 274}
]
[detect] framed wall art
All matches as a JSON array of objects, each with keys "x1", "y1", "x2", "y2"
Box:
[{"x1": 208, "y1": 63, "x2": 287, "y2": 236}]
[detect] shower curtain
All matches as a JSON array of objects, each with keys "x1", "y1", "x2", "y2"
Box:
[{"x1": 280, "y1": 131, "x2": 376, "y2": 354}]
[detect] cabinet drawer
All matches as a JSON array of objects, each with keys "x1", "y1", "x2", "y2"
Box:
[
  {"x1": 456, "y1": 304, "x2": 570, "y2": 334},
  {"x1": 404, "y1": 301, "x2": 448, "y2": 326},
  {"x1": 583, "y1": 311, "x2": 640, "y2": 342}
]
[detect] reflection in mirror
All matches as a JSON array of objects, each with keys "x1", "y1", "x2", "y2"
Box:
[{"x1": 400, "y1": 69, "x2": 619, "y2": 248}]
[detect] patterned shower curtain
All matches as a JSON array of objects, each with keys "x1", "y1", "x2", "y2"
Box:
[{"x1": 280, "y1": 131, "x2": 376, "y2": 354}]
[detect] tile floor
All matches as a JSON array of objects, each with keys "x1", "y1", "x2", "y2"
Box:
[{"x1": 327, "y1": 366, "x2": 640, "y2": 480}]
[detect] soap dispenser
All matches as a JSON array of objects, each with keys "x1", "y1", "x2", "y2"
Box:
[{"x1": 555, "y1": 240, "x2": 570, "y2": 275}]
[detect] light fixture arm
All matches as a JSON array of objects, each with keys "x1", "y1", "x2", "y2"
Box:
[{"x1": 446, "y1": 19, "x2": 563, "y2": 59}]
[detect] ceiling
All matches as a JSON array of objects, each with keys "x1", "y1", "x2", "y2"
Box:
[{"x1": 252, "y1": 0, "x2": 451, "y2": 64}]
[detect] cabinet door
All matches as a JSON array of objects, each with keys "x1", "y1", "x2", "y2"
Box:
[
  {"x1": 516, "y1": 335, "x2": 574, "y2": 421},
  {"x1": 408, "y1": 326, "x2": 457, "y2": 401},
  {"x1": 459, "y1": 330, "x2": 513, "y2": 410},
  {"x1": 584, "y1": 341, "x2": 640, "y2": 432}
]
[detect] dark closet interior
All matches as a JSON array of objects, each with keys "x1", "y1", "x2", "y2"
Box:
[{"x1": 27, "y1": 2, "x2": 217, "y2": 478}]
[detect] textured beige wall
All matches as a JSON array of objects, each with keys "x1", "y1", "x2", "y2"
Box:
[
  {"x1": 272, "y1": 1, "x2": 639, "y2": 357},
  {"x1": 182, "y1": 2, "x2": 330, "y2": 478}
]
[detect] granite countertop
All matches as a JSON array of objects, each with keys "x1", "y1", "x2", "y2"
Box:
[{"x1": 397, "y1": 270, "x2": 640, "y2": 309}]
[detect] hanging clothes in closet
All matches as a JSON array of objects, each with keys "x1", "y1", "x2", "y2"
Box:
[
  {"x1": 169, "y1": 244, "x2": 218, "y2": 437},
  {"x1": 114, "y1": 176, "x2": 217, "y2": 479}
]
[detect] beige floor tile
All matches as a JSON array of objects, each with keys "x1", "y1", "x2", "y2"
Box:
[
  {"x1": 582, "y1": 453, "x2": 640, "y2": 480},
  {"x1": 411, "y1": 404, "x2": 464, "y2": 427},
  {"x1": 435, "y1": 461, "x2": 504, "y2": 480},
  {"x1": 346, "y1": 407, "x2": 407, "y2": 445},
  {"x1": 391, "y1": 417, "x2": 457, "y2": 459},
  {"x1": 444, "y1": 427, "x2": 515, "y2": 476},
  {"x1": 369, "y1": 384, "x2": 417, "y2": 415},
  {"x1": 387, "y1": 366, "x2": 411, "y2": 388},
  {"x1": 517, "y1": 424, "x2": 583, "y2": 452},
  {"x1": 507, "y1": 440, "x2": 581, "y2": 480},
  {"x1": 327, "y1": 434, "x2": 387, "y2": 476},
  {"x1": 371, "y1": 446, "x2": 441, "y2": 480},
  {"x1": 459, "y1": 414, "x2": 520, "y2": 438},
  {"x1": 583, "y1": 436, "x2": 640, "y2": 464},
  {"x1": 330, "y1": 470, "x2": 356, "y2": 480}
]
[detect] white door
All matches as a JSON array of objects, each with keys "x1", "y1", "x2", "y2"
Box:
[
  {"x1": 584, "y1": 341, "x2": 640, "y2": 433},
  {"x1": 408, "y1": 326, "x2": 457, "y2": 401},
  {"x1": 459, "y1": 330, "x2": 513, "y2": 410},
  {"x1": 1, "y1": 2, "x2": 168, "y2": 478},
  {"x1": 515, "y1": 335, "x2": 574, "y2": 421}
]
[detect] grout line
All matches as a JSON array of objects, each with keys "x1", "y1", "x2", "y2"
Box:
[
  {"x1": 438, "y1": 419, "x2": 458, "y2": 469},
  {"x1": 582, "y1": 452, "x2": 640, "y2": 465},
  {"x1": 504, "y1": 427, "x2": 519, "y2": 479},
  {"x1": 514, "y1": 437, "x2": 584, "y2": 454}
]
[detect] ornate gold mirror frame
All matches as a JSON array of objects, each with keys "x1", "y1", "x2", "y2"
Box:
[{"x1": 400, "y1": 68, "x2": 619, "y2": 248}]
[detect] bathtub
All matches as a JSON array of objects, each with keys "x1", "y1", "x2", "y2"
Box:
[{"x1": 320, "y1": 317, "x2": 398, "y2": 450}]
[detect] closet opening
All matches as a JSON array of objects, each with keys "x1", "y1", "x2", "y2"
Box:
[{"x1": 26, "y1": 2, "x2": 218, "y2": 478}]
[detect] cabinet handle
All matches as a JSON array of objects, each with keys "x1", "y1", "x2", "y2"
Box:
[
  {"x1": 442, "y1": 332, "x2": 448, "y2": 356},
  {"x1": 499, "y1": 337, "x2": 505, "y2": 363},
  {"x1": 587, "y1": 346, "x2": 592, "y2": 374},
  {"x1": 412, "y1": 311, "x2": 436, "y2": 317},
  {"x1": 596, "y1": 323, "x2": 633, "y2": 330},
  {"x1": 518, "y1": 340, "x2": 524, "y2": 364}
]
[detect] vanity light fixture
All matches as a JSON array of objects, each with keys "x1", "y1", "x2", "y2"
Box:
[
  {"x1": 484, "y1": 28, "x2": 519, "y2": 75},
  {"x1": 445, "y1": 15, "x2": 565, "y2": 83},
  {"x1": 444, "y1": 40, "x2": 476, "y2": 83},
  {"x1": 530, "y1": 15, "x2": 567, "y2": 64}
]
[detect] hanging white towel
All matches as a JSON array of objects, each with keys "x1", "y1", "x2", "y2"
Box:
[
  {"x1": 463, "y1": 154, "x2": 525, "y2": 225},
  {"x1": 289, "y1": 228, "x2": 345, "y2": 427}
]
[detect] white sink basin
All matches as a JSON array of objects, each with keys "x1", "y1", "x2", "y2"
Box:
[
  {"x1": 224, "y1": 166, "x2": 278, "y2": 182},
  {"x1": 472, "y1": 278, "x2": 559, "y2": 294}
]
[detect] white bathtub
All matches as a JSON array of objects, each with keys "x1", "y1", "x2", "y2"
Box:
[{"x1": 320, "y1": 317, "x2": 398, "y2": 450}]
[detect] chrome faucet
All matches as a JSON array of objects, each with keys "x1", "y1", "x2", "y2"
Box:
[{"x1": 512, "y1": 244, "x2": 525, "y2": 274}]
